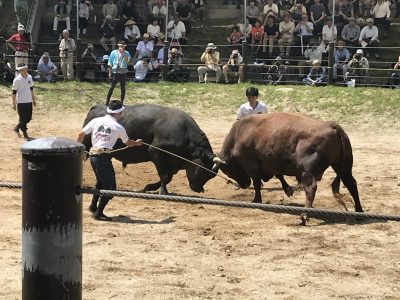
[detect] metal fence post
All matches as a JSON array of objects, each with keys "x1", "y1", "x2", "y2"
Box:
[
  {"x1": 241, "y1": 40, "x2": 249, "y2": 82},
  {"x1": 328, "y1": 41, "x2": 334, "y2": 85},
  {"x1": 76, "y1": 38, "x2": 81, "y2": 80},
  {"x1": 21, "y1": 137, "x2": 84, "y2": 300},
  {"x1": 161, "y1": 41, "x2": 170, "y2": 80}
]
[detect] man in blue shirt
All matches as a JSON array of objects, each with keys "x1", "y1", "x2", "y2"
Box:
[
  {"x1": 106, "y1": 40, "x2": 131, "y2": 105},
  {"x1": 333, "y1": 40, "x2": 350, "y2": 81},
  {"x1": 303, "y1": 59, "x2": 327, "y2": 86}
]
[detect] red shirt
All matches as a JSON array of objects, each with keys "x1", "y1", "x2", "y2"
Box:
[
  {"x1": 8, "y1": 33, "x2": 30, "y2": 51},
  {"x1": 251, "y1": 26, "x2": 264, "y2": 41}
]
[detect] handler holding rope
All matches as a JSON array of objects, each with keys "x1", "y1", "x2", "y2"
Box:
[{"x1": 77, "y1": 100, "x2": 143, "y2": 221}]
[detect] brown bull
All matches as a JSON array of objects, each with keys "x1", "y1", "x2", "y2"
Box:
[{"x1": 213, "y1": 112, "x2": 363, "y2": 225}]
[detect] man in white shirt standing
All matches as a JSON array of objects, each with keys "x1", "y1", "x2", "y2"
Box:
[
  {"x1": 59, "y1": 29, "x2": 76, "y2": 80},
  {"x1": 237, "y1": 87, "x2": 268, "y2": 120},
  {"x1": 77, "y1": 100, "x2": 143, "y2": 221},
  {"x1": 11, "y1": 63, "x2": 36, "y2": 140},
  {"x1": 371, "y1": 0, "x2": 391, "y2": 31},
  {"x1": 359, "y1": 18, "x2": 380, "y2": 58},
  {"x1": 167, "y1": 15, "x2": 187, "y2": 45}
]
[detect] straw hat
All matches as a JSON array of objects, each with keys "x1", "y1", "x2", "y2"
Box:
[
  {"x1": 125, "y1": 19, "x2": 136, "y2": 25},
  {"x1": 206, "y1": 42, "x2": 217, "y2": 50},
  {"x1": 171, "y1": 48, "x2": 178, "y2": 53},
  {"x1": 366, "y1": 18, "x2": 374, "y2": 23}
]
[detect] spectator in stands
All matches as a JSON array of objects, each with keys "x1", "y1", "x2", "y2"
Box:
[
  {"x1": 278, "y1": 12, "x2": 295, "y2": 56},
  {"x1": 359, "y1": 18, "x2": 379, "y2": 57},
  {"x1": 395, "y1": 0, "x2": 400, "y2": 18},
  {"x1": 53, "y1": 0, "x2": 72, "y2": 34},
  {"x1": 194, "y1": 0, "x2": 207, "y2": 21},
  {"x1": 321, "y1": 17, "x2": 337, "y2": 49},
  {"x1": 247, "y1": 1, "x2": 260, "y2": 26},
  {"x1": 37, "y1": 52, "x2": 57, "y2": 83},
  {"x1": 265, "y1": 56, "x2": 287, "y2": 85},
  {"x1": 250, "y1": 20, "x2": 264, "y2": 52},
  {"x1": 124, "y1": 19, "x2": 141, "y2": 48},
  {"x1": 391, "y1": 54, "x2": 400, "y2": 88},
  {"x1": 335, "y1": 0, "x2": 354, "y2": 32},
  {"x1": 147, "y1": 18, "x2": 161, "y2": 40},
  {"x1": 293, "y1": 14, "x2": 314, "y2": 56},
  {"x1": 345, "y1": 48, "x2": 369, "y2": 83},
  {"x1": 6, "y1": 24, "x2": 30, "y2": 76},
  {"x1": 198, "y1": 43, "x2": 222, "y2": 83},
  {"x1": 278, "y1": 0, "x2": 292, "y2": 16},
  {"x1": 238, "y1": 18, "x2": 252, "y2": 42},
  {"x1": 103, "y1": 0, "x2": 118, "y2": 21},
  {"x1": 263, "y1": 16, "x2": 279, "y2": 56},
  {"x1": 134, "y1": 56, "x2": 153, "y2": 82},
  {"x1": 81, "y1": 43, "x2": 98, "y2": 81},
  {"x1": 121, "y1": 0, "x2": 140, "y2": 23},
  {"x1": 167, "y1": 47, "x2": 190, "y2": 82},
  {"x1": 222, "y1": 49, "x2": 243, "y2": 83},
  {"x1": 176, "y1": 0, "x2": 192, "y2": 35},
  {"x1": 298, "y1": 43, "x2": 325, "y2": 78},
  {"x1": 289, "y1": 1, "x2": 307, "y2": 24},
  {"x1": 172, "y1": 0, "x2": 179, "y2": 13},
  {"x1": 134, "y1": 33, "x2": 154, "y2": 61},
  {"x1": 167, "y1": 15, "x2": 187, "y2": 45},
  {"x1": 78, "y1": 1, "x2": 93, "y2": 36},
  {"x1": 333, "y1": 40, "x2": 350, "y2": 80},
  {"x1": 262, "y1": 0, "x2": 279, "y2": 23},
  {"x1": 341, "y1": 17, "x2": 360, "y2": 48},
  {"x1": 152, "y1": 0, "x2": 167, "y2": 24},
  {"x1": 100, "y1": 15, "x2": 117, "y2": 52},
  {"x1": 227, "y1": 26, "x2": 244, "y2": 48},
  {"x1": 58, "y1": 30, "x2": 76, "y2": 81},
  {"x1": 303, "y1": 59, "x2": 327, "y2": 86},
  {"x1": 106, "y1": 40, "x2": 130, "y2": 104},
  {"x1": 371, "y1": 0, "x2": 391, "y2": 31},
  {"x1": 310, "y1": 0, "x2": 326, "y2": 35},
  {"x1": 237, "y1": 87, "x2": 268, "y2": 120}
]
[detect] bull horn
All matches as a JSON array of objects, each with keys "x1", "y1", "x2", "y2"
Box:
[{"x1": 213, "y1": 157, "x2": 226, "y2": 164}]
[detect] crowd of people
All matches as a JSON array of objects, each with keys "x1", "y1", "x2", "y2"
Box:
[{"x1": 3, "y1": 0, "x2": 400, "y2": 87}]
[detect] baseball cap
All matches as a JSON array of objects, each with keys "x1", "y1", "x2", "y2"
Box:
[{"x1": 17, "y1": 24, "x2": 25, "y2": 31}]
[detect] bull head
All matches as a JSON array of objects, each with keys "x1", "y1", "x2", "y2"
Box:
[{"x1": 212, "y1": 156, "x2": 227, "y2": 172}]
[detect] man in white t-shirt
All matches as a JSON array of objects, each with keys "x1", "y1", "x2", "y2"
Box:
[
  {"x1": 11, "y1": 63, "x2": 36, "y2": 139},
  {"x1": 237, "y1": 87, "x2": 268, "y2": 120},
  {"x1": 134, "y1": 33, "x2": 154, "y2": 60},
  {"x1": 77, "y1": 100, "x2": 143, "y2": 221},
  {"x1": 167, "y1": 15, "x2": 187, "y2": 44}
]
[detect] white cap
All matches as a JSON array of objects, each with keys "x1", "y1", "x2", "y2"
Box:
[
  {"x1": 17, "y1": 24, "x2": 25, "y2": 31},
  {"x1": 356, "y1": 49, "x2": 364, "y2": 55}
]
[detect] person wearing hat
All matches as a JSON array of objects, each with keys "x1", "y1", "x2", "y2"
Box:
[
  {"x1": 102, "y1": 0, "x2": 117, "y2": 21},
  {"x1": 100, "y1": 15, "x2": 116, "y2": 52},
  {"x1": 303, "y1": 59, "x2": 327, "y2": 86},
  {"x1": 198, "y1": 43, "x2": 222, "y2": 83},
  {"x1": 333, "y1": 41, "x2": 350, "y2": 80},
  {"x1": 345, "y1": 48, "x2": 369, "y2": 82},
  {"x1": 124, "y1": 19, "x2": 141, "y2": 45},
  {"x1": 11, "y1": 63, "x2": 36, "y2": 140},
  {"x1": 265, "y1": 56, "x2": 287, "y2": 85},
  {"x1": 167, "y1": 47, "x2": 190, "y2": 82},
  {"x1": 59, "y1": 29, "x2": 76, "y2": 81},
  {"x1": 341, "y1": 17, "x2": 361, "y2": 48},
  {"x1": 77, "y1": 100, "x2": 143, "y2": 221},
  {"x1": 37, "y1": 52, "x2": 58, "y2": 83},
  {"x1": 81, "y1": 43, "x2": 98, "y2": 81},
  {"x1": 278, "y1": 12, "x2": 295, "y2": 57},
  {"x1": 106, "y1": 40, "x2": 131, "y2": 104},
  {"x1": 222, "y1": 49, "x2": 243, "y2": 84},
  {"x1": 6, "y1": 24, "x2": 31, "y2": 76},
  {"x1": 53, "y1": 0, "x2": 72, "y2": 34},
  {"x1": 167, "y1": 14, "x2": 187, "y2": 45},
  {"x1": 358, "y1": 18, "x2": 379, "y2": 58},
  {"x1": 237, "y1": 87, "x2": 267, "y2": 120},
  {"x1": 321, "y1": 16, "x2": 337, "y2": 48},
  {"x1": 134, "y1": 33, "x2": 154, "y2": 61}
]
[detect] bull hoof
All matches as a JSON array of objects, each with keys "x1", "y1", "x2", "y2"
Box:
[
  {"x1": 252, "y1": 199, "x2": 262, "y2": 203},
  {"x1": 296, "y1": 218, "x2": 307, "y2": 226},
  {"x1": 284, "y1": 186, "x2": 294, "y2": 197},
  {"x1": 88, "y1": 205, "x2": 97, "y2": 214}
]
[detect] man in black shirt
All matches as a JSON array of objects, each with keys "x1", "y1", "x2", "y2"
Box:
[
  {"x1": 176, "y1": 0, "x2": 192, "y2": 34},
  {"x1": 263, "y1": 16, "x2": 279, "y2": 56}
]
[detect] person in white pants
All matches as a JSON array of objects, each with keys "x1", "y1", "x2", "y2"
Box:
[
  {"x1": 53, "y1": 0, "x2": 72, "y2": 34},
  {"x1": 58, "y1": 30, "x2": 76, "y2": 80},
  {"x1": 6, "y1": 24, "x2": 30, "y2": 76}
]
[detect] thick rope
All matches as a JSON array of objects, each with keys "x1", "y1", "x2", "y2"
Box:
[{"x1": 2, "y1": 181, "x2": 399, "y2": 222}]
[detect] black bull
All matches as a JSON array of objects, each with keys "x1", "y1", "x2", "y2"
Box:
[
  {"x1": 212, "y1": 112, "x2": 363, "y2": 224},
  {"x1": 82, "y1": 104, "x2": 216, "y2": 194}
]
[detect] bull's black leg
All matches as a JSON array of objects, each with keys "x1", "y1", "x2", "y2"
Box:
[
  {"x1": 341, "y1": 172, "x2": 363, "y2": 212},
  {"x1": 252, "y1": 177, "x2": 262, "y2": 203},
  {"x1": 331, "y1": 175, "x2": 341, "y2": 194},
  {"x1": 142, "y1": 181, "x2": 161, "y2": 192},
  {"x1": 276, "y1": 175, "x2": 294, "y2": 197},
  {"x1": 299, "y1": 172, "x2": 318, "y2": 226},
  {"x1": 149, "y1": 148, "x2": 175, "y2": 195}
]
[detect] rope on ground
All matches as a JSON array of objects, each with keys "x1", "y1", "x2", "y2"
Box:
[
  {"x1": 2, "y1": 181, "x2": 400, "y2": 222},
  {"x1": 79, "y1": 187, "x2": 400, "y2": 222}
]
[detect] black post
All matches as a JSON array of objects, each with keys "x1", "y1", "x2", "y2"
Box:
[
  {"x1": 328, "y1": 41, "x2": 334, "y2": 85},
  {"x1": 161, "y1": 41, "x2": 170, "y2": 81},
  {"x1": 21, "y1": 137, "x2": 85, "y2": 300},
  {"x1": 76, "y1": 39, "x2": 81, "y2": 80},
  {"x1": 241, "y1": 40, "x2": 249, "y2": 82}
]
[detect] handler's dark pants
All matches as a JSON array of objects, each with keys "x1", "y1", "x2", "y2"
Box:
[
  {"x1": 90, "y1": 153, "x2": 116, "y2": 212},
  {"x1": 106, "y1": 72, "x2": 127, "y2": 105},
  {"x1": 16, "y1": 102, "x2": 32, "y2": 132}
]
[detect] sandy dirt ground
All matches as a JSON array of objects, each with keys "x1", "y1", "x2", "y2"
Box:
[{"x1": 0, "y1": 107, "x2": 399, "y2": 300}]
